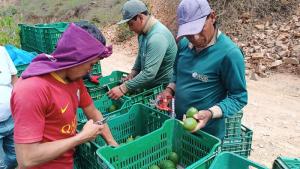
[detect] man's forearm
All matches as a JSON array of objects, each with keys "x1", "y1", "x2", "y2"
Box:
[
  {"x1": 84, "y1": 108, "x2": 116, "y2": 144},
  {"x1": 130, "y1": 69, "x2": 139, "y2": 78},
  {"x1": 16, "y1": 134, "x2": 83, "y2": 168},
  {"x1": 101, "y1": 124, "x2": 116, "y2": 144}
]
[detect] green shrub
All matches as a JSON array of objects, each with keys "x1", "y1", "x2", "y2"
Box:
[
  {"x1": 0, "y1": 16, "x2": 20, "y2": 47},
  {"x1": 116, "y1": 24, "x2": 134, "y2": 42},
  {"x1": 0, "y1": 6, "x2": 18, "y2": 17}
]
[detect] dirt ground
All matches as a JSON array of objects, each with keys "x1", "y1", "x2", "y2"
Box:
[
  {"x1": 101, "y1": 44, "x2": 300, "y2": 168},
  {"x1": 244, "y1": 73, "x2": 300, "y2": 168}
]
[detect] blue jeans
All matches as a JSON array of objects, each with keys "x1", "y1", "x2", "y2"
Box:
[{"x1": 0, "y1": 116, "x2": 17, "y2": 169}]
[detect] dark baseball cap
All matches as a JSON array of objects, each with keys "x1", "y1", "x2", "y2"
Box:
[{"x1": 117, "y1": 0, "x2": 148, "y2": 24}]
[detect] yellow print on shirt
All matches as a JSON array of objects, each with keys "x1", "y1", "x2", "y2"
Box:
[
  {"x1": 61, "y1": 103, "x2": 69, "y2": 114},
  {"x1": 61, "y1": 117, "x2": 76, "y2": 135}
]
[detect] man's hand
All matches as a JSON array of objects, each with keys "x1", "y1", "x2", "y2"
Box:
[
  {"x1": 107, "y1": 86, "x2": 125, "y2": 100},
  {"x1": 106, "y1": 139, "x2": 119, "y2": 147},
  {"x1": 155, "y1": 89, "x2": 173, "y2": 111},
  {"x1": 77, "y1": 120, "x2": 104, "y2": 143},
  {"x1": 156, "y1": 89, "x2": 173, "y2": 102},
  {"x1": 190, "y1": 110, "x2": 212, "y2": 132}
]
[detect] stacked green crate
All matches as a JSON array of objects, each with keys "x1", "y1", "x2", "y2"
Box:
[
  {"x1": 224, "y1": 111, "x2": 243, "y2": 138},
  {"x1": 90, "y1": 62, "x2": 102, "y2": 76},
  {"x1": 75, "y1": 104, "x2": 170, "y2": 169},
  {"x1": 209, "y1": 152, "x2": 268, "y2": 169},
  {"x1": 19, "y1": 22, "x2": 69, "y2": 54},
  {"x1": 221, "y1": 125, "x2": 253, "y2": 158},
  {"x1": 99, "y1": 71, "x2": 128, "y2": 86},
  {"x1": 221, "y1": 110, "x2": 253, "y2": 158},
  {"x1": 273, "y1": 157, "x2": 300, "y2": 169},
  {"x1": 76, "y1": 94, "x2": 130, "y2": 124},
  {"x1": 97, "y1": 119, "x2": 221, "y2": 169},
  {"x1": 84, "y1": 71, "x2": 126, "y2": 100}
]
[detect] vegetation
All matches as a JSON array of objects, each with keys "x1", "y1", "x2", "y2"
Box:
[
  {"x1": 116, "y1": 24, "x2": 134, "y2": 42},
  {"x1": 209, "y1": 0, "x2": 298, "y2": 30},
  {"x1": 0, "y1": 5, "x2": 20, "y2": 46}
]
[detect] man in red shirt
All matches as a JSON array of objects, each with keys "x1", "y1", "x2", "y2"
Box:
[{"x1": 10, "y1": 23, "x2": 117, "y2": 169}]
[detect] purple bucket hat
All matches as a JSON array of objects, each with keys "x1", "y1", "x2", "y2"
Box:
[
  {"x1": 21, "y1": 23, "x2": 112, "y2": 79},
  {"x1": 177, "y1": 0, "x2": 211, "y2": 38}
]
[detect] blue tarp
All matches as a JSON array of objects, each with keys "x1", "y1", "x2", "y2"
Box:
[{"x1": 4, "y1": 44, "x2": 37, "y2": 66}]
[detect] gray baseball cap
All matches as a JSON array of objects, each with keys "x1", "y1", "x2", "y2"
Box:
[
  {"x1": 177, "y1": 0, "x2": 212, "y2": 38},
  {"x1": 117, "y1": 0, "x2": 148, "y2": 24}
]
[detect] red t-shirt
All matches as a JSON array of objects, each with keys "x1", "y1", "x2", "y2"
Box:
[{"x1": 11, "y1": 74, "x2": 92, "y2": 169}]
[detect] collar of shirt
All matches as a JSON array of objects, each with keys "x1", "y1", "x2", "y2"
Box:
[
  {"x1": 50, "y1": 72, "x2": 67, "y2": 84},
  {"x1": 188, "y1": 29, "x2": 221, "y2": 53},
  {"x1": 142, "y1": 15, "x2": 158, "y2": 34}
]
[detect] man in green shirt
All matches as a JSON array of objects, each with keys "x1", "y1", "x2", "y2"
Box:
[
  {"x1": 108, "y1": 0, "x2": 177, "y2": 100},
  {"x1": 160, "y1": 0, "x2": 248, "y2": 139}
]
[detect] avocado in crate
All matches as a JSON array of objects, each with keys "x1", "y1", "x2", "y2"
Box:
[
  {"x1": 272, "y1": 156, "x2": 300, "y2": 169},
  {"x1": 97, "y1": 119, "x2": 221, "y2": 169},
  {"x1": 209, "y1": 152, "x2": 268, "y2": 169},
  {"x1": 221, "y1": 124, "x2": 253, "y2": 158},
  {"x1": 75, "y1": 104, "x2": 170, "y2": 169},
  {"x1": 76, "y1": 94, "x2": 130, "y2": 123}
]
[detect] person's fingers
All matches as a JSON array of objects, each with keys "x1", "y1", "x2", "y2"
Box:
[
  {"x1": 193, "y1": 111, "x2": 205, "y2": 120},
  {"x1": 191, "y1": 121, "x2": 205, "y2": 133},
  {"x1": 182, "y1": 114, "x2": 186, "y2": 121},
  {"x1": 193, "y1": 113, "x2": 200, "y2": 120},
  {"x1": 108, "y1": 90, "x2": 117, "y2": 100},
  {"x1": 86, "y1": 119, "x2": 94, "y2": 126},
  {"x1": 96, "y1": 128, "x2": 103, "y2": 135},
  {"x1": 107, "y1": 90, "x2": 112, "y2": 96}
]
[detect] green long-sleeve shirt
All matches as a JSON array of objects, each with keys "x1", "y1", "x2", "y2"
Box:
[
  {"x1": 173, "y1": 33, "x2": 248, "y2": 139},
  {"x1": 125, "y1": 22, "x2": 177, "y2": 91}
]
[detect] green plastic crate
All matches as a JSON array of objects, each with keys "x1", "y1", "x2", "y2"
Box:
[
  {"x1": 84, "y1": 82, "x2": 110, "y2": 100},
  {"x1": 221, "y1": 125, "x2": 253, "y2": 158},
  {"x1": 85, "y1": 81, "x2": 130, "y2": 101},
  {"x1": 273, "y1": 156, "x2": 300, "y2": 169},
  {"x1": 209, "y1": 152, "x2": 268, "y2": 169},
  {"x1": 117, "y1": 85, "x2": 164, "y2": 112},
  {"x1": 74, "y1": 155, "x2": 80, "y2": 169},
  {"x1": 99, "y1": 71, "x2": 128, "y2": 86},
  {"x1": 76, "y1": 94, "x2": 130, "y2": 123},
  {"x1": 90, "y1": 62, "x2": 102, "y2": 76},
  {"x1": 97, "y1": 119, "x2": 221, "y2": 169},
  {"x1": 16, "y1": 63, "x2": 29, "y2": 77},
  {"x1": 76, "y1": 104, "x2": 170, "y2": 169},
  {"x1": 224, "y1": 111, "x2": 243, "y2": 138},
  {"x1": 84, "y1": 70, "x2": 126, "y2": 97},
  {"x1": 124, "y1": 85, "x2": 164, "y2": 106},
  {"x1": 19, "y1": 22, "x2": 69, "y2": 54},
  {"x1": 84, "y1": 70, "x2": 127, "y2": 88}
]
